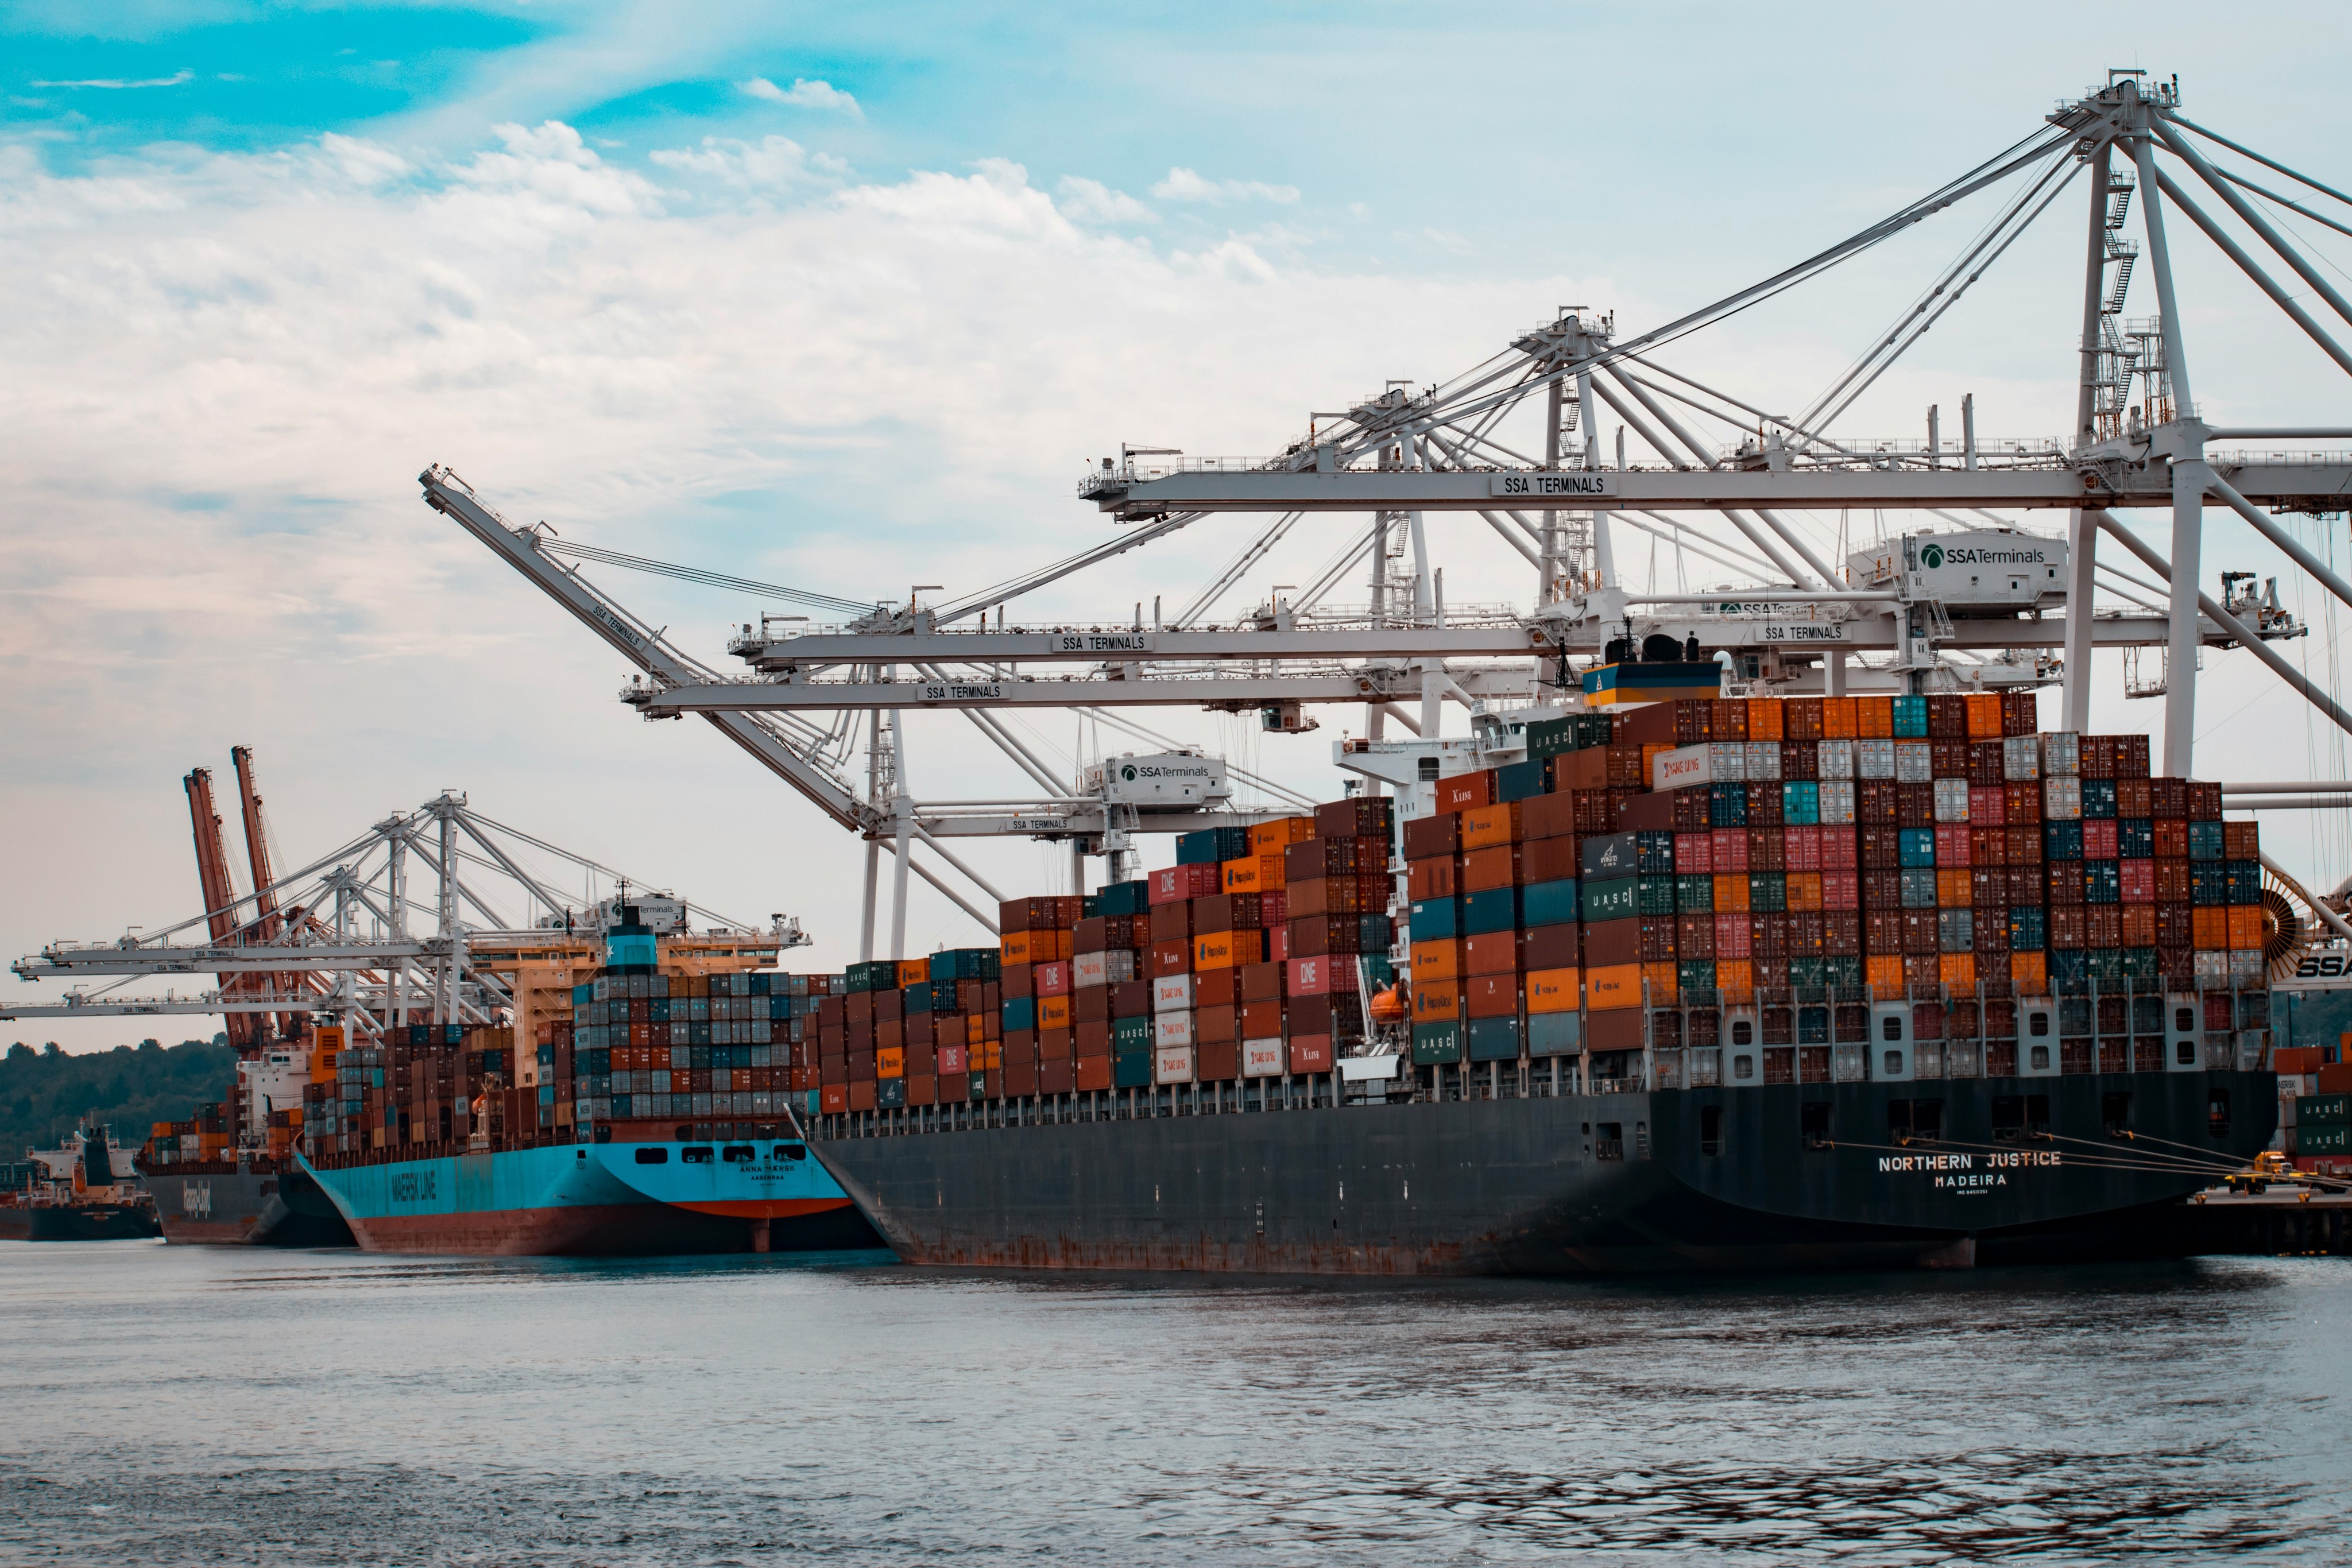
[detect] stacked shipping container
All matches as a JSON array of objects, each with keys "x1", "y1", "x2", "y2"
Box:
[{"x1": 1405, "y1": 692, "x2": 2268, "y2": 1083}]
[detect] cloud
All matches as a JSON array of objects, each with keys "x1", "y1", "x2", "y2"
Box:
[
  {"x1": 1150, "y1": 167, "x2": 1299, "y2": 206},
  {"x1": 737, "y1": 76, "x2": 863, "y2": 119},
  {"x1": 651, "y1": 134, "x2": 848, "y2": 191},
  {"x1": 30, "y1": 68, "x2": 194, "y2": 90},
  {"x1": 1054, "y1": 176, "x2": 1154, "y2": 224}
]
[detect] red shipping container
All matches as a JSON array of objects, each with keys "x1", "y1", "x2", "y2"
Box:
[
  {"x1": 1286, "y1": 954, "x2": 1357, "y2": 994},
  {"x1": 2120, "y1": 859, "x2": 2156, "y2": 903},
  {"x1": 1240, "y1": 1000, "x2": 1285, "y2": 1038},
  {"x1": 1150, "y1": 939, "x2": 1192, "y2": 977},
  {"x1": 1821, "y1": 870, "x2": 1860, "y2": 909},
  {"x1": 1406, "y1": 857, "x2": 1459, "y2": 901},
  {"x1": 2047, "y1": 862, "x2": 2084, "y2": 906},
  {"x1": 2050, "y1": 906, "x2": 2088, "y2": 948},
  {"x1": 1970, "y1": 867, "x2": 2005, "y2": 907},
  {"x1": 1437, "y1": 771, "x2": 1496, "y2": 814},
  {"x1": 2007, "y1": 826, "x2": 2045, "y2": 865},
  {"x1": 1675, "y1": 830, "x2": 1715, "y2": 874},
  {"x1": 2082, "y1": 818, "x2": 2119, "y2": 858},
  {"x1": 1823, "y1": 911, "x2": 1863, "y2": 955},
  {"x1": 2153, "y1": 818, "x2": 2189, "y2": 858},
  {"x1": 1525, "y1": 837, "x2": 1580, "y2": 884},
  {"x1": 1289, "y1": 1035, "x2": 1335, "y2": 1073},
  {"x1": 1933, "y1": 824, "x2": 1971, "y2": 866},
  {"x1": 2155, "y1": 860, "x2": 2192, "y2": 902},
  {"x1": 1968, "y1": 785, "x2": 2007, "y2": 824},
  {"x1": 1864, "y1": 910, "x2": 1902, "y2": 954},
  {"x1": 1712, "y1": 827, "x2": 1750, "y2": 873},
  {"x1": 1818, "y1": 826, "x2": 1858, "y2": 870},
  {"x1": 1902, "y1": 909, "x2": 1938, "y2": 955},
  {"x1": 1464, "y1": 973, "x2": 1519, "y2": 1019},
  {"x1": 1150, "y1": 864, "x2": 1221, "y2": 904},
  {"x1": 1461, "y1": 845, "x2": 1525, "y2": 891},
  {"x1": 1715, "y1": 913, "x2": 1753, "y2": 959},
  {"x1": 1522, "y1": 791, "x2": 1580, "y2": 840},
  {"x1": 1677, "y1": 913, "x2": 1716, "y2": 958},
  {"x1": 1747, "y1": 828, "x2": 1786, "y2": 872},
  {"x1": 1784, "y1": 826, "x2": 1822, "y2": 872},
  {"x1": 1035, "y1": 961, "x2": 1071, "y2": 997},
  {"x1": 1789, "y1": 911, "x2": 1825, "y2": 957},
  {"x1": 1403, "y1": 814, "x2": 1461, "y2": 859}
]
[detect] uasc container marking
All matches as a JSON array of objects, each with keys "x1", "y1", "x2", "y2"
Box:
[{"x1": 389, "y1": 1170, "x2": 438, "y2": 1204}]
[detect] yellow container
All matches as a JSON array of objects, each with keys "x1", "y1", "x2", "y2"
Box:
[
  {"x1": 1222, "y1": 857, "x2": 1264, "y2": 894},
  {"x1": 1459, "y1": 803, "x2": 1523, "y2": 850},
  {"x1": 1250, "y1": 817, "x2": 1315, "y2": 855},
  {"x1": 877, "y1": 1047, "x2": 906, "y2": 1079},
  {"x1": 1038, "y1": 994, "x2": 1073, "y2": 1030},
  {"x1": 896, "y1": 958, "x2": 930, "y2": 988}
]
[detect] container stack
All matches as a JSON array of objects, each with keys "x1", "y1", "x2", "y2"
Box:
[
  {"x1": 1141, "y1": 808, "x2": 1394, "y2": 1091},
  {"x1": 575, "y1": 967, "x2": 838, "y2": 1135},
  {"x1": 1403, "y1": 692, "x2": 2268, "y2": 1079},
  {"x1": 815, "y1": 948, "x2": 1003, "y2": 1113},
  {"x1": 2276, "y1": 1044, "x2": 2352, "y2": 1175}
]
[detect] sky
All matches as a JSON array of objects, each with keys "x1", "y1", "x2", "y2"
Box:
[{"x1": 6, "y1": 0, "x2": 2352, "y2": 1050}]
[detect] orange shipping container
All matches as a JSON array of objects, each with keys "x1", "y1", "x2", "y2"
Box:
[
  {"x1": 1459, "y1": 802, "x2": 1523, "y2": 850},
  {"x1": 1964, "y1": 693, "x2": 2003, "y2": 740},
  {"x1": 1746, "y1": 698, "x2": 1784, "y2": 741},
  {"x1": 1038, "y1": 995, "x2": 1073, "y2": 1030},
  {"x1": 1464, "y1": 974, "x2": 1519, "y2": 1019},
  {"x1": 1413, "y1": 981, "x2": 1462, "y2": 1021},
  {"x1": 1194, "y1": 930, "x2": 1264, "y2": 970},
  {"x1": 1410, "y1": 939, "x2": 1464, "y2": 981},
  {"x1": 966, "y1": 1015, "x2": 985, "y2": 1046},
  {"x1": 1526, "y1": 967, "x2": 1581, "y2": 1013},
  {"x1": 1643, "y1": 962, "x2": 1680, "y2": 1006},
  {"x1": 1855, "y1": 696, "x2": 1894, "y2": 738},
  {"x1": 1786, "y1": 872, "x2": 1824, "y2": 912},
  {"x1": 1587, "y1": 962, "x2": 1643, "y2": 1011},
  {"x1": 896, "y1": 958, "x2": 930, "y2": 988},
  {"x1": 1820, "y1": 695, "x2": 1858, "y2": 738},
  {"x1": 1937, "y1": 869, "x2": 1972, "y2": 908},
  {"x1": 1714, "y1": 873, "x2": 1752, "y2": 913},
  {"x1": 1222, "y1": 857, "x2": 1264, "y2": 895},
  {"x1": 2191, "y1": 908, "x2": 2228, "y2": 950},
  {"x1": 2226, "y1": 907, "x2": 2263, "y2": 950},
  {"x1": 1001, "y1": 930, "x2": 1073, "y2": 965},
  {"x1": 1715, "y1": 959, "x2": 1754, "y2": 998},
  {"x1": 2012, "y1": 951, "x2": 2048, "y2": 992},
  {"x1": 1939, "y1": 953, "x2": 1977, "y2": 989},
  {"x1": 877, "y1": 1047, "x2": 906, "y2": 1079},
  {"x1": 1250, "y1": 817, "x2": 1315, "y2": 855},
  {"x1": 1866, "y1": 954, "x2": 1905, "y2": 994}
]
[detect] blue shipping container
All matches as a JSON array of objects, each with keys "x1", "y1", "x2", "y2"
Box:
[
  {"x1": 1524, "y1": 878, "x2": 1580, "y2": 927},
  {"x1": 1467, "y1": 1016, "x2": 1523, "y2": 1061},
  {"x1": 1462, "y1": 888, "x2": 1523, "y2": 935},
  {"x1": 1409, "y1": 898, "x2": 1461, "y2": 942}
]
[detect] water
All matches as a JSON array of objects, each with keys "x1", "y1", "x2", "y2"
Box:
[{"x1": 2, "y1": 1242, "x2": 2346, "y2": 1566}]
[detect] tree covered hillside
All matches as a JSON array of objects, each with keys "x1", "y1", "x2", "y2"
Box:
[{"x1": 1, "y1": 1037, "x2": 235, "y2": 1159}]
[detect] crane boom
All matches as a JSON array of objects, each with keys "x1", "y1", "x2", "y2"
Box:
[
  {"x1": 183, "y1": 767, "x2": 257, "y2": 1049},
  {"x1": 419, "y1": 469, "x2": 877, "y2": 834}
]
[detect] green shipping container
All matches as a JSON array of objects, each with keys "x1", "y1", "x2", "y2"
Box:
[
  {"x1": 2293, "y1": 1124, "x2": 2350, "y2": 1155},
  {"x1": 2297, "y1": 1093, "x2": 2350, "y2": 1127},
  {"x1": 1112, "y1": 1016, "x2": 1154, "y2": 1050},
  {"x1": 1112, "y1": 1051, "x2": 1154, "y2": 1089},
  {"x1": 1412, "y1": 1020, "x2": 1464, "y2": 1064},
  {"x1": 1584, "y1": 876, "x2": 1638, "y2": 923}
]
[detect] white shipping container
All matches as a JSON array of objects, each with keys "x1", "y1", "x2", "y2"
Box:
[
  {"x1": 2044, "y1": 777, "x2": 2083, "y2": 821},
  {"x1": 1153, "y1": 974, "x2": 1194, "y2": 1013},
  {"x1": 1743, "y1": 742, "x2": 1782, "y2": 781},
  {"x1": 2003, "y1": 734, "x2": 2041, "y2": 781},
  {"x1": 1895, "y1": 741, "x2": 1933, "y2": 784},
  {"x1": 2229, "y1": 950, "x2": 2265, "y2": 986},
  {"x1": 2040, "y1": 731, "x2": 2081, "y2": 777},
  {"x1": 1242, "y1": 1037, "x2": 1287, "y2": 1078},
  {"x1": 1155, "y1": 1009, "x2": 1195, "y2": 1047},
  {"x1": 1102, "y1": 949, "x2": 1138, "y2": 985},
  {"x1": 1155, "y1": 1044, "x2": 1197, "y2": 1085},
  {"x1": 1817, "y1": 738, "x2": 1856, "y2": 780},
  {"x1": 1819, "y1": 779, "x2": 1859, "y2": 824},
  {"x1": 2193, "y1": 950, "x2": 2230, "y2": 984},
  {"x1": 1653, "y1": 742, "x2": 1743, "y2": 791},
  {"x1": 1932, "y1": 779, "x2": 1971, "y2": 823},
  {"x1": 1857, "y1": 738, "x2": 1897, "y2": 780},
  {"x1": 1071, "y1": 951, "x2": 1109, "y2": 989}
]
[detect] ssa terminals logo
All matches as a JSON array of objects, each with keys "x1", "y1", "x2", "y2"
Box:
[
  {"x1": 1920, "y1": 544, "x2": 1945, "y2": 569},
  {"x1": 1121, "y1": 765, "x2": 1138, "y2": 782}
]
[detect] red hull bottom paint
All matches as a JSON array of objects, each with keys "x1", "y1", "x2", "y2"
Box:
[{"x1": 160, "y1": 1217, "x2": 268, "y2": 1245}]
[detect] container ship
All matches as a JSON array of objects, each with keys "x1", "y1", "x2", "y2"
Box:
[
  {"x1": 800, "y1": 687, "x2": 2283, "y2": 1275},
  {"x1": 6, "y1": 1121, "x2": 162, "y2": 1241},
  {"x1": 297, "y1": 914, "x2": 876, "y2": 1256}
]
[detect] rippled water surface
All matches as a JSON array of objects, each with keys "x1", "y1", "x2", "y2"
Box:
[{"x1": 2, "y1": 1241, "x2": 2346, "y2": 1565}]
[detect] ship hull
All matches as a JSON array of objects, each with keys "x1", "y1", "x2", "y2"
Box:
[
  {"x1": 146, "y1": 1166, "x2": 357, "y2": 1247},
  {"x1": 25, "y1": 1204, "x2": 163, "y2": 1242},
  {"x1": 810, "y1": 1070, "x2": 2276, "y2": 1276},
  {"x1": 300, "y1": 1140, "x2": 879, "y2": 1257}
]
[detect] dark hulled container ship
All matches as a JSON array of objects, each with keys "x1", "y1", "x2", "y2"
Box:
[{"x1": 800, "y1": 691, "x2": 2286, "y2": 1275}]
